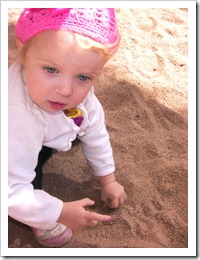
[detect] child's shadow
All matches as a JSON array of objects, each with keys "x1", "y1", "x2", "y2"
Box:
[{"x1": 43, "y1": 172, "x2": 114, "y2": 215}]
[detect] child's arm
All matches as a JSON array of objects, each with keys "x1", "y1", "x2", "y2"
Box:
[
  {"x1": 79, "y1": 91, "x2": 126, "y2": 208},
  {"x1": 99, "y1": 172, "x2": 126, "y2": 208},
  {"x1": 57, "y1": 198, "x2": 112, "y2": 230}
]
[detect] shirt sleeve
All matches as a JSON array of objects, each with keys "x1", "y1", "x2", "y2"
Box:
[
  {"x1": 79, "y1": 89, "x2": 115, "y2": 176},
  {"x1": 8, "y1": 105, "x2": 63, "y2": 229}
]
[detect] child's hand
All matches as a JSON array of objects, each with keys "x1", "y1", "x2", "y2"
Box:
[
  {"x1": 99, "y1": 173, "x2": 126, "y2": 208},
  {"x1": 101, "y1": 181, "x2": 126, "y2": 208},
  {"x1": 57, "y1": 198, "x2": 112, "y2": 230}
]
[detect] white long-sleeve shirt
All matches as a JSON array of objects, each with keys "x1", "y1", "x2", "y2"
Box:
[{"x1": 8, "y1": 61, "x2": 115, "y2": 229}]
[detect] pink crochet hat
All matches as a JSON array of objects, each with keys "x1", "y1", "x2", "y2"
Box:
[{"x1": 15, "y1": 8, "x2": 119, "y2": 46}]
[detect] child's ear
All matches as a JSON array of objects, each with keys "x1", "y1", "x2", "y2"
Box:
[{"x1": 16, "y1": 38, "x2": 24, "y2": 51}]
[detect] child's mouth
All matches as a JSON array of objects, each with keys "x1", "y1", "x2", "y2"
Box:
[{"x1": 48, "y1": 101, "x2": 66, "y2": 110}]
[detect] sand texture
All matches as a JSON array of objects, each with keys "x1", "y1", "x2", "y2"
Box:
[{"x1": 8, "y1": 8, "x2": 188, "y2": 248}]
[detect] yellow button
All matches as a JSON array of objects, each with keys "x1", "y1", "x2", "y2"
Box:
[{"x1": 64, "y1": 108, "x2": 83, "y2": 119}]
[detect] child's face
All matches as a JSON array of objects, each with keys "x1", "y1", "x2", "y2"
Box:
[{"x1": 22, "y1": 31, "x2": 106, "y2": 113}]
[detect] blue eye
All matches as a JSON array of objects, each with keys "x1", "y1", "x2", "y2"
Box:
[
  {"x1": 45, "y1": 67, "x2": 58, "y2": 74},
  {"x1": 77, "y1": 75, "x2": 90, "y2": 82}
]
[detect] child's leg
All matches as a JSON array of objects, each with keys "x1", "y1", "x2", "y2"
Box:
[
  {"x1": 32, "y1": 146, "x2": 53, "y2": 189},
  {"x1": 31, "y1": 146, "x2": 72, "y2": 247}
]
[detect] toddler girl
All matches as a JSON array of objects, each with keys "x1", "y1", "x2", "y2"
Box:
[{"x1": 8, "y1": 8, "x2": 126, "y2": 247}]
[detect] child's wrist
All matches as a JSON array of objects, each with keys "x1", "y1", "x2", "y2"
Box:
[{"x1": 99, "y1": 173, "x2": 116, "y2": 187}]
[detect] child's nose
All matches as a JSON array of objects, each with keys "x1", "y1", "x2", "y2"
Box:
[{"x1": 56, "y1": 79, "x2": 73, "y2": 96}]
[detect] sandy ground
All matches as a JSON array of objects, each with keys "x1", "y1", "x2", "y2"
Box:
[{"x1": 8, "y1": 8, "x2": 188, "y2": 249}]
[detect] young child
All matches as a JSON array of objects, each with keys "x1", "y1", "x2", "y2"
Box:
[{"x1": 8, "y1": 8, "x2": 126, "y2": 247}]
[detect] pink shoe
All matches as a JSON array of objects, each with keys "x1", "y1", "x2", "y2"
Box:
[{"x1": 32, "y1": 223, "x2": 72, "y2": 247}]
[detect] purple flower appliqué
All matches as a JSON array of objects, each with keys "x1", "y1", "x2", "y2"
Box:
[{"x1": 72, "y1": 116, "x2": 84, "y2": 127}]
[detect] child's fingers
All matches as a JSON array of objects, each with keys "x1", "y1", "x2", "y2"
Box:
[
  {"x1": 79, "y1": 198, "x2": 95, "y2": 207},
  {"x1": 89, "y1": 220, "x2": 98, "y2": 227},
  {"x1": 86, "y1": 211, "x2": 112, "y2": 222},
  {"x1": 109, "y1": 198, "x2": 119, "y2": 208},
  {"x1": 118, "y1": 192, "x2": 127, "y2": 206}
]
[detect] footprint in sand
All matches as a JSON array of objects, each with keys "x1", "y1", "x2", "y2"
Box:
[
  {"x1": 134, "y1": 49, "x2": 165, "y2": 79},
  {"x1": 137, "y1": 15, "x2": 158, "y2": 31}
]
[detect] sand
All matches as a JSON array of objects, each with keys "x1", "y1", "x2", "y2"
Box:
[{"x1": 8, "y1": 8, "x2": 188, "y2": 249}]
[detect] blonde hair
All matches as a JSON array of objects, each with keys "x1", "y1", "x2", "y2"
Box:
[
  {"x1": 75, "y1": 33, "x2": 120, "y2": 60},
  {"x1": 9, "y1": 30, "x2": 120, "y2": 67}
]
